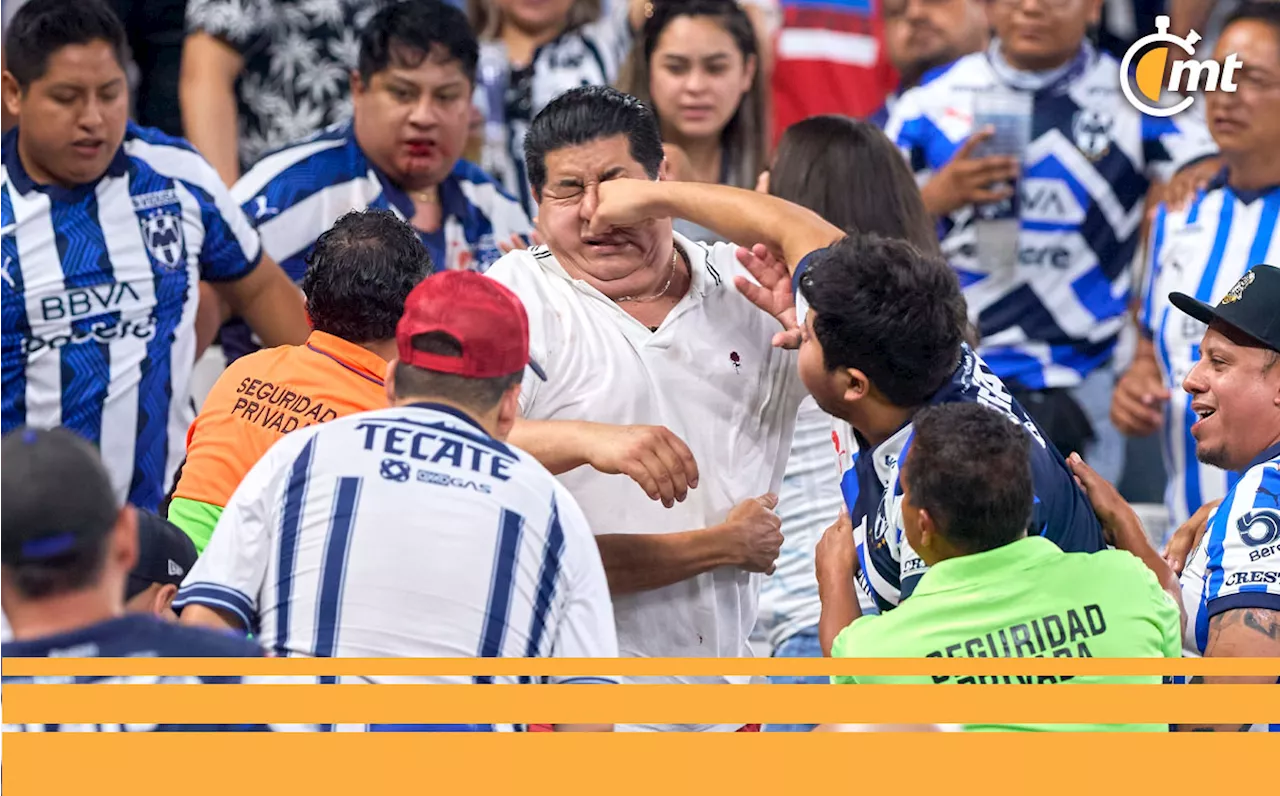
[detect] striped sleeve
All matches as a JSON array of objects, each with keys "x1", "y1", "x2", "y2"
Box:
[
  {"x1": 1202, "y1": 462, "x2": 1280, "y2": 619},
  {"x1": 173, "y1": 429, "x2": 316, "y2": 631}
]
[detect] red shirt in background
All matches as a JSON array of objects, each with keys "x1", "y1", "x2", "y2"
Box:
[{"x1": 770, "y1": 0, "x2": 898, "y2": 146}]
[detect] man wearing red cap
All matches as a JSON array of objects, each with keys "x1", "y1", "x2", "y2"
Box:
[{"x1": 179, "y1": 271, "x2": 617, "y2": 732}]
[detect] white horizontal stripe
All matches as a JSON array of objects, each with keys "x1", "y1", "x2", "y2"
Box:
[{"x1": 777, "y1": 29, "x2": 878, "y2": 67}]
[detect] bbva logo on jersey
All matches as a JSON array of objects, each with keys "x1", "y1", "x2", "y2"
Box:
[{"x1": 139, "y1": 210, "x2": 186, "y2": 270}]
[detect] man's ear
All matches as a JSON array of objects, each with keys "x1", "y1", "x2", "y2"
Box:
[
  {"x1": 2, "y1": 71, "x2": 23, "y2": 120},
  {"x1": 840, "y1": 367, "x2": 871, "y2": 405},
  {"x1": 113, "y1": 505, "x2": 140, "y2": 574},
  {"x1": 154, "y1": 583, "x2": 179, "y2": 616},
  {"x1": 494, "y1": 382, "x2": 522, "y2": 441},
  {"x1": 658, "y1": 157, "x2": 671, "y2": 182},
  {"x1": 349, "y1": 70, "x2": 366, "y2": 98},
  {"x1": 917, "y1": 508, "x2": 938, "y2": 552},
  {"x1": 384, "y1": 358, "x2": 399, "y2": 406}
]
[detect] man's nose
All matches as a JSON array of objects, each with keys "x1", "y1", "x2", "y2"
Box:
[
  {"x1": 1183, "y1": 359, "x2": 1208, "y2": 395},
  {"x1": 580, "y1": 183, "x2": 599, "y2": 220},
  {"x1": 408, "y1": 97, "x2": 438, "y2": 127}
]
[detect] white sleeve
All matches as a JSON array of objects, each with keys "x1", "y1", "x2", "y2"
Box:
[
  {"x1": 548, "y1": 483, "x2": 619, "y2": 683},
  {"x1": 1203, "y1": 462, "x2": 1280, "y2": 619},
  {"x1": 173, "y1": 431, "x2": 313, "y2": 630}
]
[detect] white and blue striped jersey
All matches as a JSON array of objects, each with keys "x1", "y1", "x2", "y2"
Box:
[
  {"x1": 1, "y1": 123, "x2": 263, "y2": 512},
  {"x1": 1141, "y1": 175, "x2": 1280, "y2": 529},
  {"x1": 885, "y1": 43, "x2": 1218, "y2": 390},
  {"x1": 1179, "y1": 441, "x2": 1280, "y2": 732},
  {"x1": 174, "y1": 403, "x2": 618, "y2": 699},
  {"x1": 224, "y1": 122, "x2": 532, "y2": 360}
]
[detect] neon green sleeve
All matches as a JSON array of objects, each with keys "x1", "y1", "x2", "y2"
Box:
[{"x1": 167, "y1": 497, "x2": 224, "y2": 555}]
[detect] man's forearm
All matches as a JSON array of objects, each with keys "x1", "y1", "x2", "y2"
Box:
[
  {"x1": 180, "y1": 33, "x2": 243, "y2": 186},
  {"x1": 818, "y1": 577, "x2": 861, "y2": 657},
  {"x1": 216, "y1": 261, "x2": 309, "y2": 348},
  {"x1": 508, "y1": 418, "x2": 590, "y2": 475},
  {"x1": 1112, "y1": 520, "x2": 1183, "y2": 611},
  {"x1": 650, "y1": 182, "x2": 843, "y2": 270},
  {"x1": 595, "y1": 527, "x2": 737, "y2": 595}
]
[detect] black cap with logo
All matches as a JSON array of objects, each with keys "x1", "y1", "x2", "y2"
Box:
[
  {"x1": 1170, "y1": 263, "x2": 1280, "y2": 353},
  {"x1": 126, "y1": 512, "x2": 198, "y2": 599}
]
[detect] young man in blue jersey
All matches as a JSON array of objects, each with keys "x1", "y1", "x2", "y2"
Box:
[
  {"x1": 2, "y1": 428, "x2": 270, "y2": 733},
  {"x1": 885, "y1": 0, "x2": 1222, "y2": 486},
  {"x1": 586, "y1": 174, "x2": 1108, "y2": 629},
  {"x1": 1117, "y1": 1, "x2": 1280, "y2": 536},
  {"x1": 219, "y1": 0, "x2": 532, "y2": 362},
  {"x1": 1162, "y1": 263, "x2": 1280, "y2": 732},
  {"x1": 0, "y1": 0, "x2": 310, "y2": 512}
]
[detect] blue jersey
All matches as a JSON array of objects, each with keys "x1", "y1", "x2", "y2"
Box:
[
  {"x1": 1178, "y1": 441, "x2": 1280, "y2": 732},
  {"x1": 1, "y1": 123, "x2": 263, "y2": 511},
  {"x1": 1142, "y1": 174, "x2": 1280, "y2": 528},
  {"x1": 223, "y1": 123, "x2": 531, "y2": 361},
  {"x1": 884, "y1": 43, "x2": 1217, "y2": 390},
  {"x1": 834, "y1": 345, "x2": 1106, "y2": 612},
  {"x1": 2, "y1": 614, "x2": 269, "y2": 733}
]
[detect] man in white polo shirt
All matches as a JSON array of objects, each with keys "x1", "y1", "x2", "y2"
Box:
[{"x1": 489, "y1": 86, "x2": 840, "y2": 732}]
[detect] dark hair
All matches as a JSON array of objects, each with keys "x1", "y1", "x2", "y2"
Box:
[
  {"x1": 1224, "y1": 1, "x2": 1280, "y2": 41},
  {"x1": 905, "y1": 403, "x2": 1034, "y2": 555},
  {"x1": 468, "y1": 0, "x2": 601, "y2": 40},
  {"x1": 617, "y1": 0, "x2": 766, "y2": 189},
  {"x1": 524, "y1": 85, "x2": 665, "y2": 199},
  {"x1": 799, "y1": 234, "x2": 965, "y2": 407},
  {"x1": 770, "y1": 116, "x2": 939, "y2": 255},
  {"x1": 393, "y1": 332, "x2": 523, "y2": 411},
  {"x1": 359, "y1": 0, "x2": 480, "y2": 85},
  {"x1": 1, "y1": 428, "x2": 118, "y2": 599},
  {"x1": 301, "y1": 210, "x2": 434, "y2": 343},
  {"x1": 3, "y1": 0, "x2": 127, "y2": 88}
]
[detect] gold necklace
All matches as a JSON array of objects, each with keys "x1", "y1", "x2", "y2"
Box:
[
  {"x1": 617, "y1": 248, "x2": 679, "y2": 303},
  {"x1": 409, "y1": 188, "x2": 438, "y2": 205}
]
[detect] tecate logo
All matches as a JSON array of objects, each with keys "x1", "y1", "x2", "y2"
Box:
[{"x1": 1121, "y1": 15, "x2": 1243, "y2": 117}]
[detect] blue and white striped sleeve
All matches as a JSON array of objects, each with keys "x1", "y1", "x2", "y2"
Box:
[
  {"x1": 1139, "y1": 203, "x2": 1169, "y2": 337},
  {"x1": 1140, "y1": 112, "x2": 1219, "y2": 183},
  {"x1": 173, "y1": 432, "x2": 313, "y2": 632},
  {"x1": 1202, "y1": 463, "x2": 1280, "y2": 619},
  {"x1": 548, "y1": 483, "x2": 618, "y2": 685},
  {"x1": 882, "y1": 88, "x2": 956, "y2": 179}
]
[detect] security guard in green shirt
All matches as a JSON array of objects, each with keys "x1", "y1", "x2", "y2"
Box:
[{"x1": 819, "y1": 402, "x2": 1184, "y2": 732}]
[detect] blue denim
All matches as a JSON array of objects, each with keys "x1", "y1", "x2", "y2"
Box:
[{"x1": 764, "y1": 627, "x2": 824, "y2": 732}]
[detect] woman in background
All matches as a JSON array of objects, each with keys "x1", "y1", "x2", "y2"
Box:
[
  {"x1": 618, "y1": 0, "x2": 768, "y2": 240},
  {"x1": 469, "y1": 0, "x2": 638, "y2": 216},
  {"x1": 754, "y1": 115, "x2": 939, "y2": 732}
]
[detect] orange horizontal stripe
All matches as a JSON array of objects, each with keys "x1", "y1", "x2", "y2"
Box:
[
  {"x1": 4, "y1": 656, "x2": 1279, "y2": 677},
  {"x1": 3, "y1": 732, "x2": 1276, "y2": 796},
  {"x1": 5, "y1": 683, "x2": 1276, "y2": 725}
]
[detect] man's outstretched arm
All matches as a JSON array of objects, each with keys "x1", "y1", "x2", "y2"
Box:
[{"x1": 591, "y1": 179, "x2": 844, "y2": 271}]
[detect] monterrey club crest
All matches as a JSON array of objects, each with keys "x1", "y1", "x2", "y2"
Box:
[
  {"x1": 1071, "y1": 109, "x2": 1113, "y2": 161},
  {"x1": 140, "y1": 210, "x2": 186, "y2": 269}
]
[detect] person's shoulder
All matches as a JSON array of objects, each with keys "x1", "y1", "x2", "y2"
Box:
[
  {"x1": 122, "y1": 123, "x2": 235, "y2": 204},
  {"x1": 148, "y1": 621, "x2": 265, "y2": 657},
  {"x1": 232, "y1": 125, "x2": 361, "y2": 204},
  {"x1": 485, "y1": 245, "x2": 558, "y2": 292},
  {"x1": 450, "y1": 160, "x2": 517, "y2": 198},
  {"x1": 830, "y1": 613, "x2": 897, "y2": 657},
  {"x1": 1060, "y1": 548, "x2": 1162, "y2": 593}
]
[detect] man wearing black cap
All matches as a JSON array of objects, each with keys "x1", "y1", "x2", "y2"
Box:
[
  {"x1": 1163, "y1": 264, "x2": 1280, "y2": 732},
  {"x1": 2, "y1": 427, "x2": 269, "y2": 732},
  {"x1": 125, "y1": 512, "x2": 199, "y2": 621}
]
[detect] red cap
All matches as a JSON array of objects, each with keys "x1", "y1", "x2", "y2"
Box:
[{"x1": 396, "y1": 271, "x2": 546, "y2": 380}]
